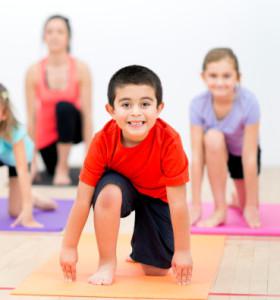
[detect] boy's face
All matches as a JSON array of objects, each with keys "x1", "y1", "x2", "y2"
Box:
[{"x1": 106, "y1": 84, "x2": 163, "y2": 147}]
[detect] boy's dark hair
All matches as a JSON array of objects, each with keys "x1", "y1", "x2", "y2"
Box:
[
  {"x1": 107, "y1": 65, "x2": 163, "y2": 107},
  {"x1": 43, "y1": 14, "x2": 72, "y2": 52}
]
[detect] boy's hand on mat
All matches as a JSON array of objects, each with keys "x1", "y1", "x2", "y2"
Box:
[
  {"x1": 11, "y1": 209, "x2": 44, "y2": 228},
  {"x1": 172, "y1": 250, "x2": 193, "y2": 285},
  {"x1": 60, "y1": 247, "x2": 78, "y2": 281}
]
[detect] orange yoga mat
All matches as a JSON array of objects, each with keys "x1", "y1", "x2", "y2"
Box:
[{"x1": 13, "y1": 234, "x2": 225, "y2": 299}]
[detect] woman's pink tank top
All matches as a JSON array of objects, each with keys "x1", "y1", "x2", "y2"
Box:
[{"x1": 35, "y1": 56, "x2": 80, "y2": 149}]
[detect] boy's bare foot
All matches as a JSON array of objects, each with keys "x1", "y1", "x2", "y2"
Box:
[
  {"x1": 243, "y1": 206, "x2": 261, "y2": 228},
  {"x1": 33, "y1": 193, "x2": 57, "y2": 211},
  {"x1": 126, "y1": 256, "x2": 135, "y2": 263},
  {"x1": 53, "y1": 171, "x2": 71, "y2": 185},
  {"x1": 197, "y1": 208, "x2": 226, "y2": 227},
  {"x1": 190, "y1": 205, "x2": 202, "y2": 225},
  {"x1": 88, "y1": 262, "x2": 116, "y2": 285}
]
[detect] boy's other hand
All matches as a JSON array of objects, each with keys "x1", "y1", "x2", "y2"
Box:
[
  {"x1": 60, "y1": 247, "x2": 78, "y2": 281},
  {"x1": 172, "y1": 250, "x2": 193, "y2": 285}
]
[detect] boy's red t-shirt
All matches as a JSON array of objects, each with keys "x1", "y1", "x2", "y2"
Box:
[{"x1": 80, "y1": 118, "x2": 189, "y2": 203}]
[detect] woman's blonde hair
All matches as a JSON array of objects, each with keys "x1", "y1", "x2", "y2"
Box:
[{"x1": 0, "y1": 84, "x2": 19, "y2": 140}]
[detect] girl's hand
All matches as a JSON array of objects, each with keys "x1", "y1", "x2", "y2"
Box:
[{"x1": 11, "y1": 207, "x2": 43, "y2": 228}]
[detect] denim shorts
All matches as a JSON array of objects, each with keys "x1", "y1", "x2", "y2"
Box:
[{"x1": 92, "y1": 170, "x2": 174, "y2": 269}]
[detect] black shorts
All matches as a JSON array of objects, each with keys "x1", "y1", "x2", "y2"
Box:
[
  {"x1": 39, "y1": 101, "x2": 82, "y2": 175},
  {"x1": 92, "y1": 170, "x2": 174, "y2": 269},
  {"x1": 0, "y1": 160, "x2": 17, "y2": 177},
  {"x1": 0, "y1": 161, "x2": 31, "y2": 177},
  {"x1": 227, "y1": 147, "x2": 261, "y2": 179}
]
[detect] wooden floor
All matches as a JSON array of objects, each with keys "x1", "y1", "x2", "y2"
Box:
[{"x1": 0, "y1": 167, "x2": 279, "y2": 300}]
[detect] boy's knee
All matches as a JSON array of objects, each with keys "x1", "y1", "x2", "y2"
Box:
[
  {"x1": 204, "y1": 129, "x2": 226, "y2": 151},
  {"x1": 95, "y1": 184, "x2": 122, "y2": 210},
  {"x1": 141, "y1": 264, "x2": 169, "y2": 276}
]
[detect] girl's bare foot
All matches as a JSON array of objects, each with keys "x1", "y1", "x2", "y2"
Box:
[
  {"x1": 197, "y1": 208, "x2": 226, "y2": 227},
  {"x1": 243, "y1": 206, "x2": 261, "y2": 228},
  {"x1": 190, "y1": 205, "x2": 202, "y2": 225},
  {"x1": 33, "y1": 193, "x2": 57, "y2": 211},
  {"x1": 88, "y1": 261, "x2": 116, "y2": 285}
]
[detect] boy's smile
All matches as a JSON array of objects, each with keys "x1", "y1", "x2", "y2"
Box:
[{"x1": 106, "y1": 84, "x2": 163, "y2": 147}]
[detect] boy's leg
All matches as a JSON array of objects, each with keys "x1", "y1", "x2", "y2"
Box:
[
  {"x1": 198, "y1": 129, "x2": 227, "y2": 227},
  {"x1": 89, "y1": 171, "x2": 137, "y2": 285},
  {"x1": 89, "y1": 184, "x2": 122, "y2": 285},
  {"x1": 131, "y1": 196, "x2": 174, "y2": 276}
]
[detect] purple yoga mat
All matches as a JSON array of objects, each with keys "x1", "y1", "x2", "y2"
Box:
[
  {"x1": 191, "y1": 203, "x2": 280, "y2": 236},
  {"x1": 0, "y1": 198, "x2": 73, "y2": 232}
]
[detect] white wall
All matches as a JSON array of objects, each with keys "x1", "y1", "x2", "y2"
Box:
[{"x1": 0, "y1": 0, "x2": 279, "y2": 166}]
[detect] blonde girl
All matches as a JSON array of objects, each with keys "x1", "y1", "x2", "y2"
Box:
[
  {"x1": 190, "y1": 48, "x2": 261, "y2": 228},
  {"x1": 0, "y1": 84, "x2": 56, "y2": 228}
]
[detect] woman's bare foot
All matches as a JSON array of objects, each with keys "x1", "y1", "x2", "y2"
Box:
[
  {"x1": 243, "y1": 206, "x2": 261, "y2": 228},
  {"x1": 33, "y1": 193, "x2": 57, "y2": 211},
  {"x1": 190, "y1": 205, "x2": 202, "y2": 225},
  {"x1": 88, "y1": 261, "x2": 116, "y2": 285},
  {"x1": 53, "y1": 169, "x2": 71, "y2": 185},
  {"x1": 197, "y1": 208, "x2": 227, "y2": 227}
]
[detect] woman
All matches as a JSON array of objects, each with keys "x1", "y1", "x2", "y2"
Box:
[{"x1": 25, "y1": 15, "x2": 93, "y2": 185}]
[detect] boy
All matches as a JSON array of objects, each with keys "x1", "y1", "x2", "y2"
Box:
[{"x1": 60, "y1": 65, "x2": 193, "y2": 285}]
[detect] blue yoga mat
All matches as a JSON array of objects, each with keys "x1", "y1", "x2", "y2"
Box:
[{"x1": 0, "y1": 198, "x2": 73, "y2": 232}]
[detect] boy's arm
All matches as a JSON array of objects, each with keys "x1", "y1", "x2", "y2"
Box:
[
  {"x1": 60, "y1": 181, "x2": 94, "y2": 281},
  {"x1": 167, "y1": 184, "x2": 193, "y2": 285}
]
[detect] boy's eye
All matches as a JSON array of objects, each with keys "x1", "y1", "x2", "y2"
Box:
[
  {"x1": 121, "y1": 103, "x2": 130, "y2": 108},
  {"x1": 209, "y1": 74, "x2": 217, "y2": 79},
  {"x1": 141, "y1": 102, "x2": 151, "y2": 108}
]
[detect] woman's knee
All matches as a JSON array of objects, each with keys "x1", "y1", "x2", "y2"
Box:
[
  {"x1": 95, "y1": 184, "x2": 122, "y2": 210},
  {"x1": 204, "y1": 129, "x2": 226, "y2": 153}
]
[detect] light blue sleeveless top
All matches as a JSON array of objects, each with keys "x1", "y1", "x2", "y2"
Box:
[{"x1": 0, "y1": 125, "x2": 34, "y2": 166}]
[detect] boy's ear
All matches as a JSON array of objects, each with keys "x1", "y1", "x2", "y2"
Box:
[
  {"x1": 157, "y1": 102, "x2": 164, "y2": 113},
  {"x1": 105, "y1": 104, "x2": 114, "y2": 116}
]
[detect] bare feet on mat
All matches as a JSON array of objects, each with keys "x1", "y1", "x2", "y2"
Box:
[
  {"x1": 190, "y1": 204, "x2": 202, "y2": 225},
  {"x1": 33, "y1": 193, "x2": 57, "y2": 211},
  {"x1": 53, "y1": 170, "x2": 71, "y2": 185},
  {"x1": 244, "y1": 206, "x2": 261, "y2": 228},
  {"x1": 197, "y1": 208, "x2": 226, "y2": 227},
  {"x1": 88, "y1": 261, "x2": 116, "y2": 285}
]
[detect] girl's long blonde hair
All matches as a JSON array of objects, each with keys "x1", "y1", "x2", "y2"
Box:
[{"x1": 0, "y1": 84, "x2": 19, "y2": 140}]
